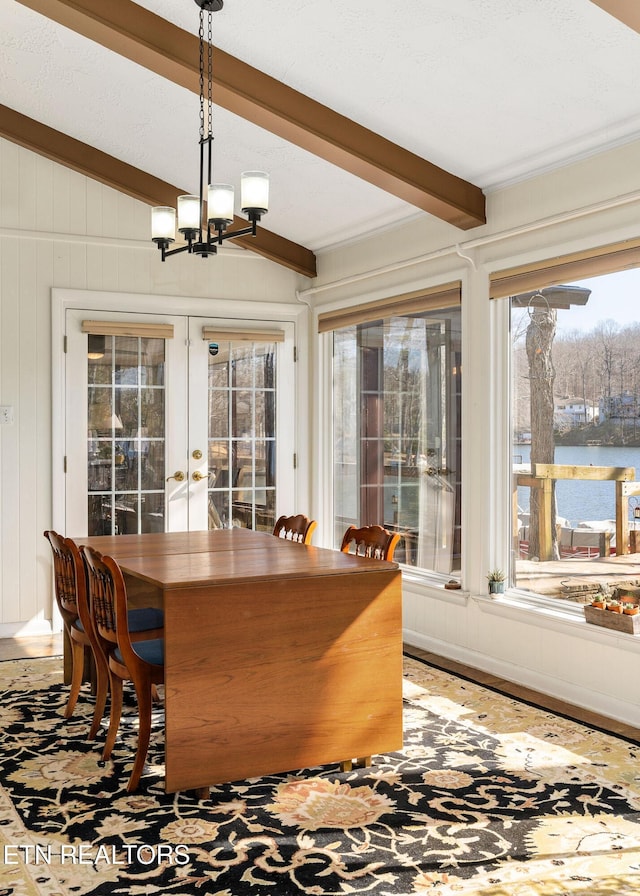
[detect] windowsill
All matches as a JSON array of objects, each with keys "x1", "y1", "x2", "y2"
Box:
[
  {"x1": 401, "y1": 565, "x2": 469, "y2": 605},
  {"x1": 484, "y1": 587, "x2": 586, "y2": 617},
  {"x1": 401, "y1": 573, "x2": 640, "y2": 649},
  {"x1": 402, "y1": 572, "x2": 640, "y2": 649},
  {"x1": 474, "y1": 588, "x2": 640, "y2": 651}
]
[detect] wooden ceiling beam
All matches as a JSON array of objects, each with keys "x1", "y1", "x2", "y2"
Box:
[
  {"x1": 589, "y1": 1, "x2": 640, "y2": 34},
  {"x1": 0, "y1": 104, "x2": 317, "y2": 278},
  {"x1": 16, "y1": 0, "x2": 486, "y2": 230}
]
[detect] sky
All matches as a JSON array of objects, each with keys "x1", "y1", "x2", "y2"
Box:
[{"x1": 554, "y1": 269, "x2": 640, "y2": 333}]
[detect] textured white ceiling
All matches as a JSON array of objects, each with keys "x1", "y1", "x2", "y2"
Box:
[{"x1": 1, "y1": 0, "x2": 640, "y2": 253}]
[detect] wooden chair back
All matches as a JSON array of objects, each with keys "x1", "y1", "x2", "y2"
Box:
[
  {"x1": 340, "y1": 524, "x2": 401, "y2": 562},
  {"x1": 81, "y1": 545, "x2": 147, "y2": 673},
  {"x1": 62, "y1": 536, "x2": 96, "y2": 637},
  {"x1": 273, "y1": 514, "x2": 317, "y2": 544},
  {"x1": 81, "y1": 545, "x2": 120, "y2": 652},
  {"x1": 44, "y1": 530, "x2": 80, "y2": 628}
]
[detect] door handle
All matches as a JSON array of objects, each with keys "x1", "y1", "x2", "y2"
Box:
[
  {"x1": 166, "y1": 471, "x2": 185, "y2": 482},
  {"x1": 192, "y1": 470, "x2": 206, "y2": 482}
]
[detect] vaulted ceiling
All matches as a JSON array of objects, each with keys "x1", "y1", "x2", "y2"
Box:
[{"x1": 1, "y1": 0, "x2": 640, "y2": 278}]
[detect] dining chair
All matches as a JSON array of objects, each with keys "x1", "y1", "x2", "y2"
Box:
[
  {"x1": 81, "y1": 545, "x2": 164, "y2": 793},
  {"x1": 339, "y1": 523, "x2": 400, "y2": 773},
  {"x1": 340, "y1": 524, "x2": 401, "y2": 562},
  {"x1": 44, "y1": 530, "x2": 109, "y2": 738},
  {"x1": 273, "y1": 514, "x2": 317, "y2": 544}
]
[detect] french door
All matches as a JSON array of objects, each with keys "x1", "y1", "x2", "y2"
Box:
[{"x1": 64, "y1": 310, "x2": 295, "y2": 536}]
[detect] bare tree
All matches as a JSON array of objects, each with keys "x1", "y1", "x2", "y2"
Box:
[
  {"x1": 526, "y1": 306, "x2": 558, "y2": 560},
  {"x1": 594, "y1": 320, "x2": 620, "y2": 420},
  {"x1": 555, "y1": 329, "x2": 598, "y2": 424}
]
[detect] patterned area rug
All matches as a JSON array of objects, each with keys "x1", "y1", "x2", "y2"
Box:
[{"x1": 1, "y1": 655, "x2": 640, "y2": 895}]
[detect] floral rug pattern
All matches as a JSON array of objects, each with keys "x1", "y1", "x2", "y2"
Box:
[{"x1": 1, "y1": 655, "x2": 640, "y2": 895}]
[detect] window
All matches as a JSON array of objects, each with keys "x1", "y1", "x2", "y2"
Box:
[
  {"x1": 506, "y1": 259, "x2": 640, "y2": 603},
  {"x1": 330, "y1": 296, "x2": 461, "y2": 574}
]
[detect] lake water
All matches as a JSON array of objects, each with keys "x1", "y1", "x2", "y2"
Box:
[{"x1": 514, "y1": 445, "x2": 640, "y2": 526}]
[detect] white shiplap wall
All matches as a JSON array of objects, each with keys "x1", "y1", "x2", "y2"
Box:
[{"x1": 0, "y1": 138, "x2": 305, "y2": 635}]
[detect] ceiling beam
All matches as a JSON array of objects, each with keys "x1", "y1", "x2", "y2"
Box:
[
  {"x1": 0, "y1": 105, "x2": 317, "y2": 278},
  {"x1": 589, "y1": 1, "x2": 640, "y2": 33},
  {"x1": 16, "y1": 0, "x2": 486, "y2": 230}
]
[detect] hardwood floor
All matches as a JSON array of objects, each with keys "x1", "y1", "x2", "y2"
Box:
[
  {"x1": 1, "y1": 635, "x2": 638, "y2": 743},
  {"x1": 0, "y1": 633, "x2": 63, "y2": 661},
  {"x1": 404, "y1": 643, "x2": 640, "y2": 743}
]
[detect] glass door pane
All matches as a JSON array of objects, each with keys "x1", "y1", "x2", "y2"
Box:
[
  {"x1": 207, "y1": 339, "x2": 277, "y2": 531},
  {"x1": 65, "y1": 311, "x2": 187, "y2": 538},
  {"x1": 188, "y1": 319, "x2": 294, "y2": 534},
  {"x1": 87, "y1": 336, "x2": 166, "y2": 534}
]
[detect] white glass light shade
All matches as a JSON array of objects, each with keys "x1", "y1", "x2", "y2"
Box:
[
  {"x1": 177, "y1": 195, "x2": 201, "y2": 233},
  {"x1": 151, "y1": 206, "x2": 176, "y2": 242},
  {"x1": 241, "y1": 171, "x2": 269, "y2": 214},
  {"x1": 207, "y1": 184, "x2": 235, "y2": 224}
]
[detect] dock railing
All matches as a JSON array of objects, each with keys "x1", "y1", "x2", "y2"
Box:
[{"x1": 514, "y1": 464, "x2": 637, "y2": 561}]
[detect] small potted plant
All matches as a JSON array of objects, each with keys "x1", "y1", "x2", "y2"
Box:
[
  {"x1": 606, "y1": 598, "x2": 623, "y2": 613},
  {"x1": 487, "y1": 569, "x2": 506, "y2": 595},
  {"x1": 623, "y1": 602, "x2": 639, "y2": 616},
  {"x1": 590, "y1": 593, "x2": 607, "y2": 609}
]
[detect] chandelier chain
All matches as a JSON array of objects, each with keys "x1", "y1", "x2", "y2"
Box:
[
  {"x1": 208, "y1": 9, "x2": 213, "y2": 140},
  {"x1": 198, "y1": 8, "x2": 205, "y2": 141}
]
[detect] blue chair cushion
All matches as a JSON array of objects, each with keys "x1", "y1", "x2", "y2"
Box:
[
  {"x1": 127, "y1": 607, "x2": 164, "y2": 633},
  {"x1": 73, "y1": 619, "x2": 85, "y2": 633},
  {"x1": 113, "y1": 638, "x2": 164, "y2": 667}
]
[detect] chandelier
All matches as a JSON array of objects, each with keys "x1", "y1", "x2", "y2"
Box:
[{"x1": 151, "y1": 0, "x2": 269, "y2": 261}]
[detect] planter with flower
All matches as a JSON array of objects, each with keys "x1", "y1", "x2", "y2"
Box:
[
  {"x1": 584, "y1": 591, "x2": 640, "y2": 634},
  {"x1": 487, "y1": 569, "x2": 506, "y2": 595}
]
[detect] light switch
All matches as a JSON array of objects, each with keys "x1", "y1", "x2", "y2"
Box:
[{"x1": 0, "y1": 406, "x2": 14, "y2": 424}]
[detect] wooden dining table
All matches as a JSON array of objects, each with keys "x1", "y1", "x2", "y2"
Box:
[{"x1": 78, "y1": 528, "x2": 403, "y2": 794}]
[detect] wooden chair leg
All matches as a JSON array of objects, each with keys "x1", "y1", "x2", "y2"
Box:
[
  {"x1": 88, "y1": 653, "x2": 109, "y2": 740},
  {"x1": 127, "y1": 678, "x2": 153, "y2": 793},
  {"x1": 102, "y1": 673, "x2": 123, "y2": 762},
  {"x1": 64, "y1": 639, "x2": 85, "y2": 718}
]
